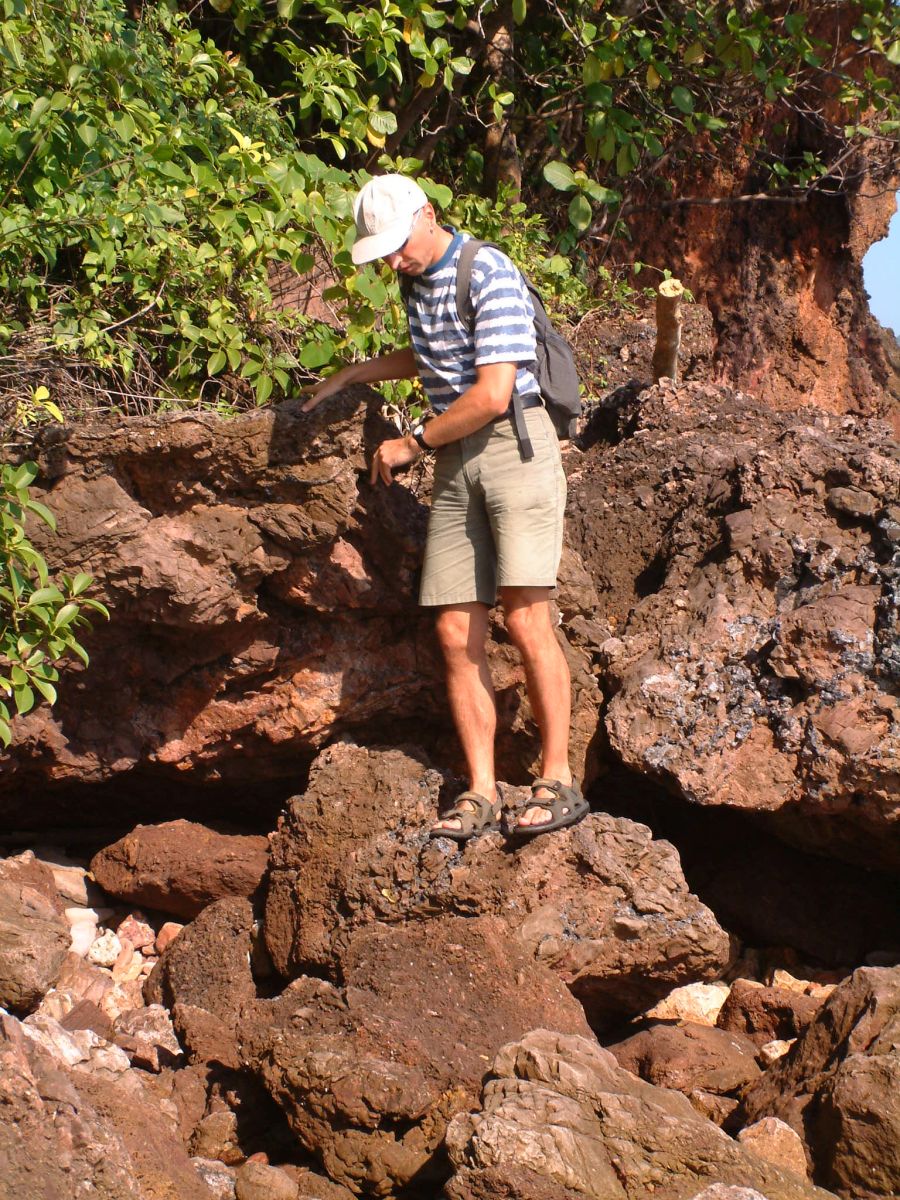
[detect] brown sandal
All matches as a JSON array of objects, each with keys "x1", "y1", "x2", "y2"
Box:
[
  {"x1": 429, "y1": 791, "x2": 502, "y2": 843},
  {"x1": 505, "y1": 778, "x2": 589, "y2": 838}
]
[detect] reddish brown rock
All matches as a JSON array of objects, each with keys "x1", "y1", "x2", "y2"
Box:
[
  {"x1": 90, "y1": 820, "x2": 269, "y2": 920},
  {"x1": 0, "y1": 1010, "x2": 216, "y2": 1199},
  {"x1": 242, "y1": 916, "x2": 591, "y2": 1197},
  {"x1": 264, "y1": 741, "x2": 733, "y2": 1028},
  {"x1": 608, "y1": 1021, "x2": 761, "y2": 1099},
  {"x1": 1, "y1": 391, "x2": 600, "y2": 826},
  {"x1": 0, "y1": 877, "x2": 71, "y2": 1015},
  {"x1": 717, "y1": 979, "x2": 825, "y2": 1047},
  {"x1": 444, "y1": 1029, "x2": 835, "y2": 1199},
  {"x1": 738, "y1": 1117, "x2": 809, "y2": 1179},
  {"x1": 570, "y1": 384, "x2": 900, "y2": 868},
  {"x1": 740, "y1": 966, "x2": 900, "y2": 1196},
  {"x1": 144, "y1": 897, "x2": 256, "y2": 1069}
]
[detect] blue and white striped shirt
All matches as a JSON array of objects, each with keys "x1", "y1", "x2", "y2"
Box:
[{"x1": 404, "y1": 232, "x2": 540, "y2": 414}]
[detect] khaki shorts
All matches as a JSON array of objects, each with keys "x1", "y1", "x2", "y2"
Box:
[{"x1": 419, "y1": 405, "x2": 566, "y2": 607}]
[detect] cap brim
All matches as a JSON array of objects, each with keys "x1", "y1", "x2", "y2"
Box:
[{"x1": 351, "y1": 217, "x2": 411, "y2": 265}]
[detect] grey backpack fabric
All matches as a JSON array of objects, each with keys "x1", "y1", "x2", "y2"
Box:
[{"x1": 455, "y1": 238, "x2": 581, "y2": 460}]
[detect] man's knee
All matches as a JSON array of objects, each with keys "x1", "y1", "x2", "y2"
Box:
[
  {"x1": 502, "y1": 590, "x2": 554, "y2": 653},
  {"x1": 435, "y1": 604, "x2": 488, "y2": 661}
]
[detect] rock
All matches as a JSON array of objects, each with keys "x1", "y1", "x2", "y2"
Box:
[
  {"x1": 689, "y1": 1190, "x2": 772, "y2": 1200},
  {"x1": 717, "y1": 979, "x2": 824, "y2": 1046},
  {"x1": 570, "y1": 386, "x2": 900, "y2": 868},
  {"x1": 156, "y1": 920, "x2": 184, "y2": 953},
  {"x1": 0, "y1": 850, "x2": 65, "y2": 910},
  {"x1": 59, "y1": 997, "x2": 115, "y2": 1041},
  {"x1": 145, "y1": 897, "x2": 256, "y2": 1069},
  {"x1": 90, "y1": 820, "x2": 270, "y2": 920},
  {"x1": 738, "y1": 1118, "x2": 809, "y2": 1179},
  {"x1": 293, "y1": 1168, "x2": 356, "y2": 1199},
  {"x1": 193, "y1": 1157, "x2": 238, "y2": 1199},
  {"x1": 1, "y1": 1009, "x2": 216, "y2": 1198},
  {"x1": 740, "y1": 966, "x2": 900, "y2": 1195},
  {"x1": 235, "y1": 1160, "x2": 299, "y2": 1200},
  {"x1": 608, "y1": 1021, "x2": 761, "y2": 1099},
  {"x1": 760, "y1": 1039, "x2": 795, "y2": 1066},
  {"x1": 114, "y1": 1004, "x2": 182, "y2": 1071},
  {"x1": 444, "y1": 1029, "x2": 835, "y2": 1199},
  {"x1": 243, "y1": 915, "x2": 591, "y2": 1197},
  {"x1": 117, "y1": 913, "x2": 156, "y2": 950},
  {"x1": 264, "y1": 741, "x2": 733, "y2": 1027},
  {"x1": 22, "y1": 1011, "x2": 131, "y2": 1075},
  {"x1": 88, "y1": 929, "x2": 123, "y2": 967},
  {"x1": 0, "y1": 877, "x2": 70, "y2": 1014},
  {"x1": 30, "y1": 846, "x2": 98, "y2": 906},
  {"x1": 191, "y1": 1109, "x2": 245, "y2": 1166},
  {"x1": 644, "y1": 981, "x2": 731, "y2": 1025}
]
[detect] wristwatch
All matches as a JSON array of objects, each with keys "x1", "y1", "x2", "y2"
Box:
[{"x1": 412, "y1": 421, "x2": 433, "y2": 453}]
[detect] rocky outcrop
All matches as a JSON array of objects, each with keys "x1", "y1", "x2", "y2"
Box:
[
  {"x1": 263, "y1": 740, "x2": 733, "y2": 1027},
  {"x1": 739, "y1": 966, "x2": 900, "y2": 1196},
  {"x1": 241, "y1": 916, "x2": 591, "y2": 1197},
  {"x1": 569, "y1": 383, "x2": 900, "y2": 868},
  {"x1": 717, "y1": 980, "x2": 825, "y2": 1048},
  {"x1": 443, "y1": 1029, "x2": 835, "y2": 1199},
  {"x1": 90, "y1": 820, "x2": 269, "y2": 919},
  {"x1": 1, "y1": 391, "x2": 601, "y2": 826}
]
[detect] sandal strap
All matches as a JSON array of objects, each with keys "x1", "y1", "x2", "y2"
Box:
[{"x1": 442, "y1": 791, "x2": 500, "y2": 819}]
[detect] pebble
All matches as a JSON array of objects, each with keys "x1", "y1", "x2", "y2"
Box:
[
  {"x1": 759, "y1": 1038, "x2": 795, "y2": 1065},
  {"x1": 88, "y1": 930, "x2": 122, "y2": 968},
  {"x1": 155, "y1": 921, "x2": 184, "y2": 954}
]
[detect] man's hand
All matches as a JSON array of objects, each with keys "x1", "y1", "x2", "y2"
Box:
[
  {"x1": 300, "y1": 367, "x2": 354, "y2": 413},
  {"x1": 370, "y1": 436, "x2": 420, "y2": 486}
]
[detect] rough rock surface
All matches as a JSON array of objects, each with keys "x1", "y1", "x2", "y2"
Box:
[
  {"x1": 740, "y1": 966, "x2": 900, "y2": 1196},
  {"x1": 717, "y1": 979, "x2": 824, "y2": 1047},
  {"x1": 242, "y1": 916, "x2": 591, "y2": 1196},
  {"x1": 608, "y1": 1021, "x2": 761, "y2": 1098},
  {"x1": 264, "y1": 741, "x2": 733, "y2": 1026},
  {"x1": 0, "y1": 1010, "x2": 215, "y2": 1199},
  {"x1": 444, "y1": 1029, "x2": 835, "y2": 1199},
  {"x1": 144, "y1": 897, "x2": 257, "y2": 1069},
  {"x1": 1, "y1": 391, "x2": 600, "y2": 824},
  {"x1": 0, "y1": 876, "x2": 70, "y2": 1015},
  {"x1": 738, "y1": 1117, "x2": 809, "y2": 1179},
  {"x1": 90, "y1": 820, "x2": 269, "y2": 919},
  {"x1": 570, "y1": 383, "x2": 900, "y2": 867}
]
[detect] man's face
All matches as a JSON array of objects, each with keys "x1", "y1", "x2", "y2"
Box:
[{"x1": 382, "y1": 205, "x2": 434, "y2": 275}]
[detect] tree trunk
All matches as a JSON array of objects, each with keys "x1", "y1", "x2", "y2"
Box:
[{"x1": 652, "y1": 278, "x2": 684, "y2": 383}]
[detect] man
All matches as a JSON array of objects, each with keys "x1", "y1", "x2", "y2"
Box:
[{"x1": 303, "y1": 174, "x2": 587, "y2": 840}]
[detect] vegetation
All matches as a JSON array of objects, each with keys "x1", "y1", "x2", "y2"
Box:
[
  {"x1": 0, "y1": 462, "x2": 108, "y2": 746},
  {"x1": 3, "y1": 0, "x2": 894, "y2": 420}
]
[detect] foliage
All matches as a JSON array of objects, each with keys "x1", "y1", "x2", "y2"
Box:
[{"x1": 0, "y1": 460, "x2": 108, "y2": 747}]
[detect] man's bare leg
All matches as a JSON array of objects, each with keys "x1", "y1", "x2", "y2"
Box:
[
  {"x1": 431, "y1": 601, "x2": 497, "y2": 832},
  {"x1": 501, "y1": 586, "x2": 573, "y2": 827}
]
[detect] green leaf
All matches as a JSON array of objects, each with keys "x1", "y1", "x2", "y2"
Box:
[
  {"x1": 76, "y1": 123, "x2": 98, "y2": 148},
  {"x1": 671, "y1": 85, "x2": 694, "y2": 114},
  {"x1": 53, "y1": 602, "x2": 79, "y2": 628},
  {"x1": 568, "y1": 193, "x2": 592, "y2": 233},
  {"x1": 299, "y1": 340, "x2": 335, "y2": 369},
  {"x1": 13, "y1": 682, "x2": 35, "y2": 716},
  {"x1": 449, "y1": 56, "x2": 473, "y2": 75},
  {"x1": 543, "y1": 161, "x2": 577, "y2": 191},
  {"x1": 255, "y1": 373, "x2": 274, "y2": 404},
  {"x1": 32, "y1": 676, "x2": 57, "y2": 705},
  {"x1": 887, "y1": 41, "x2": 900, "y2": 66},
  {"x1": 512, "y1": 0, "x2": 526, "y2": 25},
  {"x1": 208, "y1": 350, "x2": 227, "y2": 375},
  {"x1": 368, "y1": 109, "x2": 398, "y2": 136}
]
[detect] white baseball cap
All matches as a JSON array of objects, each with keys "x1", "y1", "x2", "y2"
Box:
[{"x1": 351, "y1": 175, "x2": 429, "y2": 265}]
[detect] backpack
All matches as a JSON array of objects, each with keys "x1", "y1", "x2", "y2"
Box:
[{"x1": 399, "y1": 238, "x2": 581, "y2": 461}]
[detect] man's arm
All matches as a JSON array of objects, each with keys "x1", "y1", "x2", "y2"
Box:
[
  {"x1": 301, "y1": 347, "x2": 418, "y2": 412},
  {"x1": 370, "y1": 361, "x2": 517, "y2": 485}
]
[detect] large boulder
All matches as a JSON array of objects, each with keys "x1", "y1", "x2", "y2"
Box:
[
  {"x1": 241, "y1": 916, "x2": 591, "y2": 1197},
  {"x1": 569, "y1": 383, "x2": 900, "y2": 868},
  {"x1": 608, "y1": 1021, "x2": 762, "y2": 1103},
  {"x1": 90, "y1": 820, "x2": 269, "y2": 919},
  {"x1": 444, "y1": 1029, "x2": 837, "y2": 1200},
  {"x1": 0, "y1": 876, "x2": 70, "y2": 1015},
  {"x1": 264, "y1": 741, "x2": 733, "y2": 1027},
  {"x1": 739, "y1": 966, "x2": 900, "y2": 1196},
  {"x1": 717, "y1": 979, "x2": 825, "y2": 1047}
]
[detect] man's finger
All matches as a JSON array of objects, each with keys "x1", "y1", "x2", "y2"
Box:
[{"x1": 369, "y1": 454, "x2": 380, "y2": 486}]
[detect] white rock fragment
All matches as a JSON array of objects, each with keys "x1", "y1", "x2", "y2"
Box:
[
  {"x1": 644, "y1": 981, "x2": 731, "y2": 1026},
  {"x1": 88, "y1": 930, "x2": 122, "y2": 968}
]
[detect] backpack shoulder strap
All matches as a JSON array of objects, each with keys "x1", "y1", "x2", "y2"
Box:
[{"x1": 455, "y1": 238, "x2": 500, "y2": 329}]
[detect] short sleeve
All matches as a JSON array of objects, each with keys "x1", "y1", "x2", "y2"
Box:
[{"x1": 469, "y1": 247, "x2": 536, "y2": 367}]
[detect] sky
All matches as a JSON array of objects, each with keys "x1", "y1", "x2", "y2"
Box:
[{"x1": 862, "y1": 190, "x2": 900, "y2": 335}]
